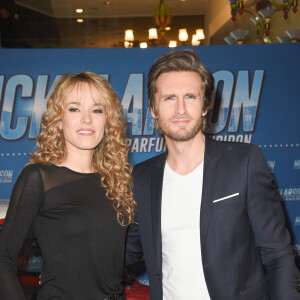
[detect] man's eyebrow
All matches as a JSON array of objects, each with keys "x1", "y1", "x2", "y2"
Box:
[
  {"x1": 185, "y1": 92, "x2": 201, "y2": 96},
  {"x1": 159, "y1": 92, "x2": 200, "y2": 97},
  {"x1": 160, "y1": 93, "x2": 175, "y2": 97}
]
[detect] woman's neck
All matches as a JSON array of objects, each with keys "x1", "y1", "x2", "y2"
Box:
[{"x1": 57, "y1": 150, "x2": 95, "y2": 173}]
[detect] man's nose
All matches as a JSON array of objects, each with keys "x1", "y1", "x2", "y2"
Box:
[{"x1": 176, "y1": 98, "x2": 186, "y2": 115}]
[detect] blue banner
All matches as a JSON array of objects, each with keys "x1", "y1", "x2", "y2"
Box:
[{"x1": 0, "y1": 44, "x2": 300, "y2": 269}]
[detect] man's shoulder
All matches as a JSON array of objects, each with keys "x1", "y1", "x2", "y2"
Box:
[
  {"x1": 208, "y1": 137, "x2": 259, "y2": 155},
  {"x1": 133, "y1": 152, "x2": 166, "y2": 173},
  {"x1": 207, "y1": 138, "x2": 266, "y2": 172}
]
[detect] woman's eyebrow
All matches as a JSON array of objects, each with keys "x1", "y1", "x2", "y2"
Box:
[{"x1": 66, "y1": 101, "x2": 80, "y2": 106}]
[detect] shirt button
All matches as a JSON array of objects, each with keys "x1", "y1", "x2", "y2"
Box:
[{"x1": 157, "y1": 274, "x2": 160, "y2": 281}]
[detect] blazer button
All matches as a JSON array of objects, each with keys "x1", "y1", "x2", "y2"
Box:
[{"x1": 157, "y1": 274, "x2": 160, "y2": 281}]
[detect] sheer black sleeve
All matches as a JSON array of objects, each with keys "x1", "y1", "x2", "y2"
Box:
[{"x1": 0, "y1": 164, "x2": 43, "y2": 300}]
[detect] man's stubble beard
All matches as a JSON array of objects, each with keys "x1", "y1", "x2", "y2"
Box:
[{"x1": 157, "y1": 114, "x2": 204, "y2": 142}]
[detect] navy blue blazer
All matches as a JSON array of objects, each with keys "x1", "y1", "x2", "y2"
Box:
[{"x1": 126, "y1": 137, "x2": 300, "y2": 300}]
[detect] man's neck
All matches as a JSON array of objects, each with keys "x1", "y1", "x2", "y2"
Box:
[{"x1": 165, "y1": 131, "x2": 205, "y2": 176}]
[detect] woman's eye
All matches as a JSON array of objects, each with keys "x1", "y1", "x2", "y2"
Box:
[
  {"x1": 68, "y1": 107, "x2": 79, "y2": 112},
  {"x1": 93, "y1": 109, "x2": 103, "y2": 114}
]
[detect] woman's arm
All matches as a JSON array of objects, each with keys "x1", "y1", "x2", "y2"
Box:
[{"x1": 0, "y1": 165, "x2": 43, "y2": 300}]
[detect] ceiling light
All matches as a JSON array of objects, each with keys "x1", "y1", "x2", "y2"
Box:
[
  {"x1": 224, "y1": 36, "x2": 236, "y2": 45},
  {"x1": 125, "y1": 29, "x2": 134, "y2": 42},
  {"x1": 227, "y1": 0, "x2": 298, "y2": 42},
  {"x1": 119, "y1": 0, "x2": 203, "y2": 48},
  {"x1": 192, "y1": 34, "x2": 200, "y2": 46},
  {"x1": 140, "y1": 42, "x2": 147, "y2": 49},
  {"x1": 169, "y1": 40, "x2": 177, "y2": 47},
  {"x1": 196, "y1": 29, "x2": 205, "y2": 40},
  {"x1": 285, "y1": 28, "x2": 300, "y2": 41},
  {"x1": 77, "y1": 19, "x2": 84, "y2": 23},
  {"x1": 148, "y1": 28, "x2": 158, "y2": 40},
  {"x1": 76, "y1": 9, "x2": 83, "y2": 13},
  {"x1": 230, "y1": 29, "x2": 249, "y2": 42},
  {"x1": 178, "y1": 28, "x2": 188, "y2": 42},
  {"x1": 124, "y1": 41, "x2": 133, "y2": 48},
  {"x1": 276, "y1": 35, "x2": 290, "y2": 43}
]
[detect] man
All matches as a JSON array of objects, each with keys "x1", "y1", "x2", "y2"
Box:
[{"x1": 126, "y1": 50, "x2": 300, "y2": 300}]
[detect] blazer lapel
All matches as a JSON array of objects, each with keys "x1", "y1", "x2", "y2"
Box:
[
  {"x1": 149, "y1": 138, "x2": 220, "y2": 267},
  {"x1": 151, "y1": 152, "x2": 167, "y2": 269},
  {"x1": 200, "y1": 136, "x2": 221, "y2": 251}
]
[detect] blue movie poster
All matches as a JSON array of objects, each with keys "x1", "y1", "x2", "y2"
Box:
[{"x1": 0, "y1": 44, "x2": 300, "y2": 273}]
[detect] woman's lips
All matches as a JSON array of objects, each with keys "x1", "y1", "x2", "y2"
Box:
[{"x1": 77, "y1": 129, "x2": 95, "y2": 135}]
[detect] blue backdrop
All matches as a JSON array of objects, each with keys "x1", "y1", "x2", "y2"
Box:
[{"x1": 0, "y1": 44, "x2": 300, "y2": 273}]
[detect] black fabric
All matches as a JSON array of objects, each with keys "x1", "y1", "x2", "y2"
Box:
[
  {"x1": 126, "y1": 137, "x2": 300, "y2": 300},
  {"x1": 0, "y1": 163, "x2": 127, "y2": 300}
]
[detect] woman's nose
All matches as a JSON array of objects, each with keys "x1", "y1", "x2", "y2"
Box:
[{"x1": 81, "y1": 111, "x2": 92, "y2": 124}]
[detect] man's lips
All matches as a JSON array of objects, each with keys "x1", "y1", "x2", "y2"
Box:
[
  {"x1": 77, "y1": 129, "x2": 95, "y2": 135},
  {"x1": 172, "y1": 119, "x2": 190, "y2": 125}
]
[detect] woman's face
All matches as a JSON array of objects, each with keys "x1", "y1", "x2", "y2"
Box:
[{"x1": 59, "y1": 82, "x2": 106, "y2": 156}]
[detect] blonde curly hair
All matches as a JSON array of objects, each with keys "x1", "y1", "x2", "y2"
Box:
[{"x1": 30, "y1": 72, "x2": 136, "y2": 226}]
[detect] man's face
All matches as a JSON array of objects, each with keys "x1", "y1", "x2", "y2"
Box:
[{"x1": 151, "y1": 71, "x2": 207, "y2": 142}]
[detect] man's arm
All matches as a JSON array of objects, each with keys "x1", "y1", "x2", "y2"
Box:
[
  {"x1": 125, "y1": 164, "x2": 146, "y2": 266},
  {"x1": 125, "y1": 212, "x2": 144, "y2": 266},
  {"x1": 247, "y1": 145, "x2": 300, "y2": 299}
]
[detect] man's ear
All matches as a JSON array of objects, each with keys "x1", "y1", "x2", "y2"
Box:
[
  {"x1": 150, "y1": 108, "x2": 157, "y2": 119},
  {"x1": 202, "y1": 109, "x2": 207, "y2": 117}
]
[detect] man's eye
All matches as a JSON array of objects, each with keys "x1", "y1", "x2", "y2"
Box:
[
  {"x1": 165, "y1": 96, "x2": 175, "y2": 101},
  {"x1": 186, "y1": 94, "x2": 196, "y2": 99}
]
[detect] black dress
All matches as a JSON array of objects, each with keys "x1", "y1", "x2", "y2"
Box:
[{"x1": 0, "y1": 163, "x2": 127, "y2": 300}]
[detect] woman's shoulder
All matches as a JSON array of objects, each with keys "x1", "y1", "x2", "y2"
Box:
[
  {"x1": 22, "y1": 163, "x2": 97, "y2": 192},
  {"x1": 19, "y1": 163, "x2": 65, "y2": 193},
  {"x1": 19, "y1": 163, "x2": 60, "y2": 184},
  {"x1": 21, "y1": 163, "x2": 54, "y2": 175},
  {"x1": 12, "y1": 163, "x2": 46, "y2": 193}
]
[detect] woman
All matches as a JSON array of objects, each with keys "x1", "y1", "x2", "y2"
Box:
[{"x1": 0, "y1": 72, "x2": 136, "y2": 300}]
